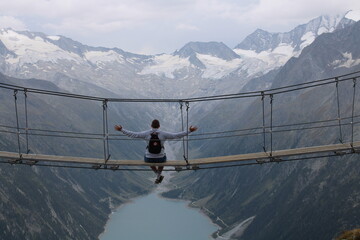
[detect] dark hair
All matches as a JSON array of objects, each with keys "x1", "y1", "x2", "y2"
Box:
[{"x1": 151, "y1": 119, "x2": 160, "y2": 128}]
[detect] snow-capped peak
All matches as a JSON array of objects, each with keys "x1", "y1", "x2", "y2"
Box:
[
  {"x1": 174, "y1": 41, "x2": 240, "y2": 61},
  {"x1": 0, "y1": 28, "x2": 82, "y2": 64},
  {"x1": 233, "y1": 11, "x2": 358, "y2": 77},
  {"x1": 345, "y1": 10, "x2": 360, "y2": 22},
  {"x1": 0, "y1": 11, "x2": 358, "y2": 102},
  {"x1": 235, "y1": 12, "x2": 353, "y2": 53}
]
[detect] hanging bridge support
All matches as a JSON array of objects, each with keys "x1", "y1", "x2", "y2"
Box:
[
  {"x1": 185, "y1": 101, "x2": 190, "y2": 166},
  {"x1": 270, "y1": 94, "x2": 274, "y2": 158},
  {"x1": 335, "y1": 78, "x2": 344, "y2": 143},
  {"x1": 102, "y1": 99, "x2": 111, "y2": 163},
  {"x1": 261, "y1": 93, "x2": 275, "y2": 158},
  {"x1": 24, "y1": 89, "x2": 30, "y2": 154},
  {"x1": 261, "y1": 91, "x2": 266, "y2": 153},
  {"x1": 351, "y1": 78, "x2": 357, "y2": 149},
  {"x1": 179, "y1": 101, "x2": 187, "y2": 165},
  {"x1": 1, "y1": 71, "x2": 360, "y2": 171},
  {"x1": 13, "y1": 90, "x2": 22, "y2": 160}
]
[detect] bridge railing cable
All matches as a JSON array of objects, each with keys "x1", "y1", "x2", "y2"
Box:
[
  {"x1": 1, "y1": 71, "x2": 360, "y2": 103},
  {"x1": 1, "y1": 71, "x2": 360, "y2": 170},
  {"x1": 1, "y1": 115, "x2": 360, "y2": 142}
]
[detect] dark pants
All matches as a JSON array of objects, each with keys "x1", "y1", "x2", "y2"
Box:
[{"x1": 144, "y1": 155, "x2": 167, "y2": 163}]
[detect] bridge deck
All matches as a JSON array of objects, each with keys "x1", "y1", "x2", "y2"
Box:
[{"x1": 0, "y1": 141, "x2": 359, "y2": 167}]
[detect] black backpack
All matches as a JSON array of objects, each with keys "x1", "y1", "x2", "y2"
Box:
[{"x1": 148, "y1": 132, "x2": 162, "y2": 154}]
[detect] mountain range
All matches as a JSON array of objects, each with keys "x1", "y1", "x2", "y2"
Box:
[
  {"x1": 0, "y1": 9, "x2": 360, "y2": 240},
  {"x1": 0, "y1": 10, "x2": 359, "y2": 100},
  {"x1": 165, "y1": 15, "x2": 360, "y2": 240}
]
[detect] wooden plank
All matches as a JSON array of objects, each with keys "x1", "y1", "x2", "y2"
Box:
[
  {"x1": 0, "y1": 140, "x2": 359, "y2": 167},
  {"x1": 188, "y1": 141, "x2": 360, "y2": 165},
  {"x1": 189, "y1": 152, "x2": 269, "y2": 165},
  {"x1": 271, "y1": 142, "x2": 353, "y2": 158},
  {"x1": 0, "y1": 151, "x2": 187, "y2": 167},
  {"x1": 352, "y1": 141, "x2": 360, "y2": 149}
]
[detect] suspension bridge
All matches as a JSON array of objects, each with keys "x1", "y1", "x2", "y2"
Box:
[{"x1": 0, "y1": 71, "x2": 360, "y2": 171}]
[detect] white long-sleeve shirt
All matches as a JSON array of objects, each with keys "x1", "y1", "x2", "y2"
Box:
[{"x1": 121, "y1": 128, "x2": 189, "y2": 158}]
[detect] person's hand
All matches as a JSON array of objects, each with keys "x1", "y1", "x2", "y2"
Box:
[
  {"x1": 114, "y1": 125, "x2": 122, "y2": 131},
  {"x1": 189, "y1": 126, "x2": 198, "y2": 132}
]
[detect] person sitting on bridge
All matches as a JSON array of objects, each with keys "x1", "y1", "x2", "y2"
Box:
[{"x1": 114, "y1": 119, "x2": 198, "y2": 184}]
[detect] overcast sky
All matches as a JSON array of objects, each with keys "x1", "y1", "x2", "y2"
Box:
[{"x1": 0, "y1": 0, "x2": 359, "y2": 54}]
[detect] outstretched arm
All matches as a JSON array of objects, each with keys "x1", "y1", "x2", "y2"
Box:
[
  {"x1": 163, "y1": 125, "x2": 198, "y2": 139},
  {"x1": 114, "y1": 125, "x2": 149, "y2": 139}
]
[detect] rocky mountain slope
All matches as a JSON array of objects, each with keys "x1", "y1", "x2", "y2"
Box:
[
  {"x1": 0, "y1": 74, "x2": 155, "y2": 239},
  {"x1": 0, "y1": 10, "x2": 360, "y2": 240},
  {"x1": 164, "y1": 20, "x2": 360, "y2": 240}
]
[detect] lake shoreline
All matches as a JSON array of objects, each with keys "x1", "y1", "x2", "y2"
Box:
[
  {"x1": 158, "y1": 172, "x2": 230, "y2": 238},
  {"x1": 157, "y1": 172, "x2": 221, "y2": 238},
  {"x1": 98, "y1": 190, "x2": 152, "y2": 239},
  {"x1": 99, "y1": 172, "x2": 220, "y2": 240},
  {"x1": 98, "y1": 175, "x2": 156, "y2": 239}
]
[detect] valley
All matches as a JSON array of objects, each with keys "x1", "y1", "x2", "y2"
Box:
[{"x1": 0, "y1": 10, "x2": 360, "y2": 240}]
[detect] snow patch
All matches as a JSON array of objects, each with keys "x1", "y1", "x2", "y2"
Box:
[
  {"x1": 47, "y1": 35, "x2": 60, "y2": 41},
  {"x1": 300, "y1": 31, "x2": 316, "y2": 49},
  {"x1": 84, "y1": 50, "x2": 125, "y2": 64},
  {"x1": 233, "y1": 49, "x2": 258, "y2": 58},
  {"x1": 333, "y1": 52, "x2": 360, "y2": 69},
  {"x1": 196, "y1": 53, "x2": 243, "y2": 79},
  {"x1": 345, "y1": 10, "x2": 360, "y2": 22},
  {"x1": 1, "y1": 29, "x2": 82, "y2": 64},
  {"x1": 272, "y1": 43, "x2": 295, "y2": 55},
  {"x1": 317, "y1": 26, "x2": 330, "y2": 35},
  {"x1": 139, "y1": 54, "x2": 191, "y2": 78},
  {"x1": 234, "y1": 44, "x2": 296, "y2": 73}
]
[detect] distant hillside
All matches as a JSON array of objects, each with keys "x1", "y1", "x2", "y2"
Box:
[
  {"x1": 0, "y1": 10, "x2": 360, "y2": 240},
  {"x1": 163, "y1": 20, "x2": 360, "y2": 240},
  {"x1": 0, "y1": 73, "x2": 154, "y2": 239}
]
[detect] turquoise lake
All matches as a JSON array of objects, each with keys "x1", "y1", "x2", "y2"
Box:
[{"x1": 99, "y1": 192, "x2": 218, "y2": 240}]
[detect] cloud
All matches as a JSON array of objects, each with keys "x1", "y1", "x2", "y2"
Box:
[
  {"x1": 214, "y1": 0, "x2": 360, "y2": 31},
  {"x1": 1, "y1": 0, "x2": 360, "y2": 31},
  {"x1": 1, "y1": 0, "x2": 360, "y2": 53},
  {"x1": 44, "y1": 18, "x2": 134, "y2": 34},
  {"x1": 0, "y1": 1, "x2": 255, "y2": 34},
  {"x1": 176, "y1": 23, "x2": 199, "y2": 31},
  {"x1": 135, "y1": 45, "x2": 160, "y2": 55},
  {"x1": 0, "y1": 16, "x2": 27, "y2": 30}
]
